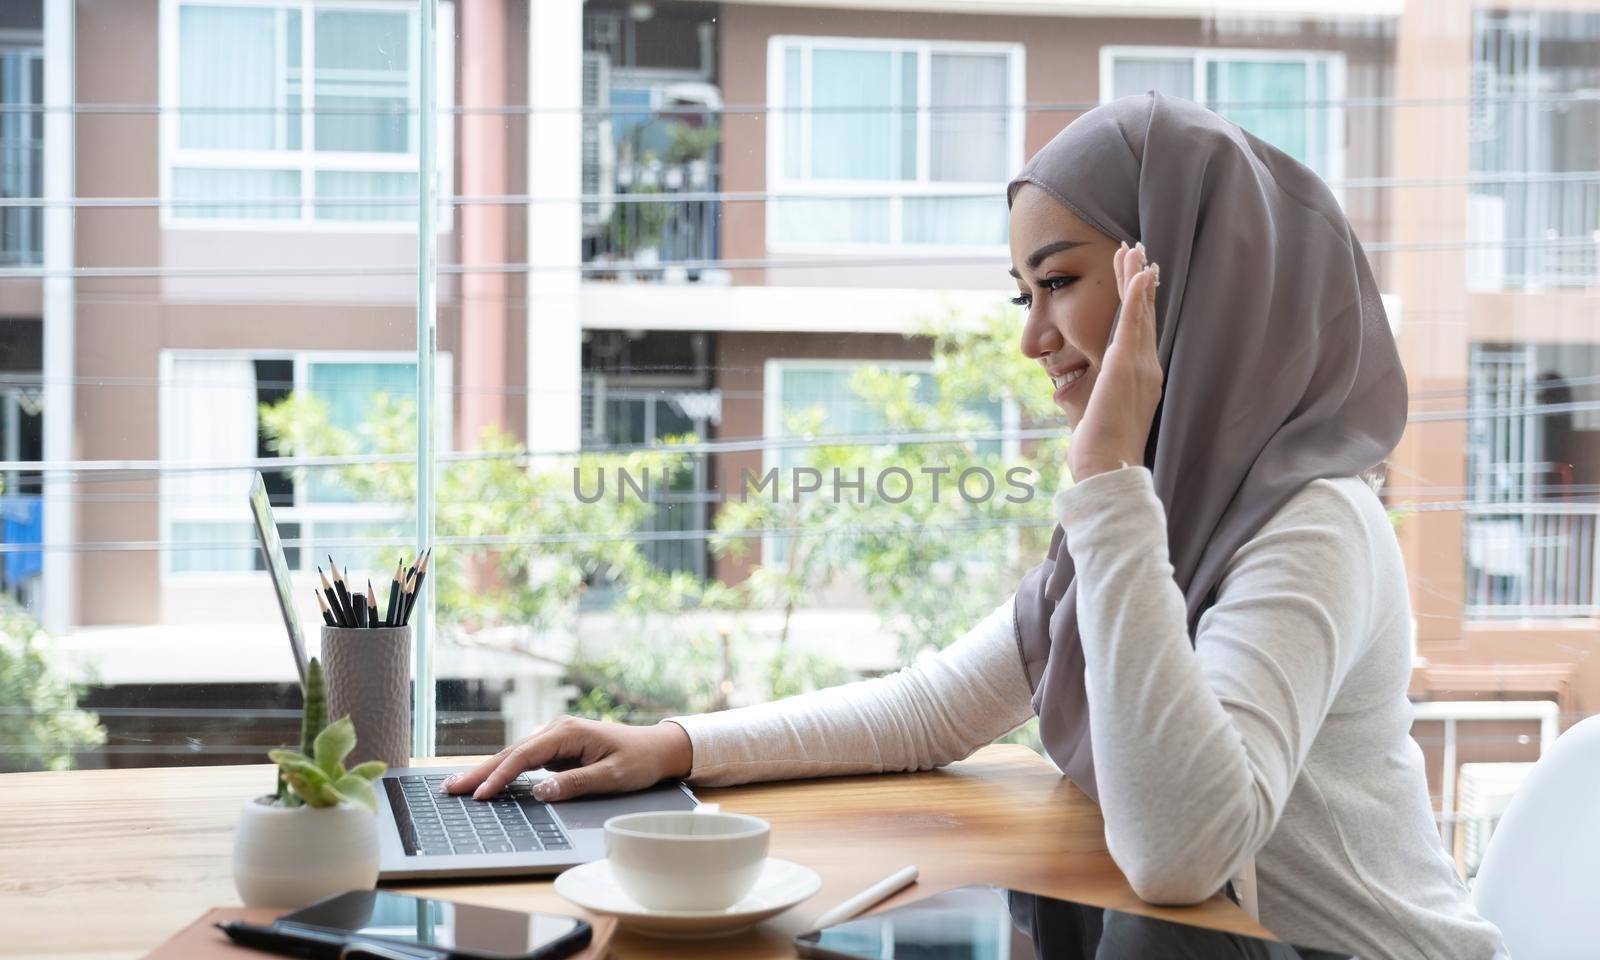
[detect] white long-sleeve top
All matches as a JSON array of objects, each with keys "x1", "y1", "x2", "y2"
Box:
[{"x1": 668, "y1": 467, "x2": 1507, "y2": 960}]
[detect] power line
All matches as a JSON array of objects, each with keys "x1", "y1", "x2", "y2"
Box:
[
  {"x1": 7, "y1": 168, "x2": 1600, "y2": 209},
  {"x1": 2, "y1": 234, "x2": 1596, "y2": 281},
  {"x1": 10, "y1": 89, "x2": 1600, "y2": 117}
]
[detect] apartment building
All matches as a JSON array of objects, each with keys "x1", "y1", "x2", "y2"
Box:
[{"x1": 3, "y1": 1, "x2": 1597, "y2": 787}]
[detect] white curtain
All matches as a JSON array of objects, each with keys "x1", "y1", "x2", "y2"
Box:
[
  {"x1": 808, "y1": 49, "x2": 900, "y2": 180},
  {"x1": 172, "y1": 167, "x2": 299, "y2": 220},
  {"x1": 1111, "y1": 57, "x2": 1194, "y2": 101},
  {"x1": 315, "y1": 170, "x2": 417, "y2": 222},
  {"x1": 929, "y1": 53, "x2": 1009, "y2": 183},
  {"x1": 179, "y1": 5, "x2": 281, "y2": 150},
  {"x1": 164, "y1": 356, "x2": 258, "y2": 508}
]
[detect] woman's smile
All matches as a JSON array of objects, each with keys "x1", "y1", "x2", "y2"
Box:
[{"x1": 1047, "y1": 360, "x2": 1093, "y2": 409}]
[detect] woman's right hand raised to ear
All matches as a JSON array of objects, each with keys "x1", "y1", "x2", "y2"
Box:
[{"x1": 443, "y1": 716, "x2": 694, "y2": 802}]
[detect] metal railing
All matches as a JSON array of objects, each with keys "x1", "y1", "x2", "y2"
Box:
[
  {"x1": 1469, "y1": 178, "x2": 1600, "y2": 289},
  {"x1": 1466, "y1": 503, "x2": 1600, "y2": 617},
  {"x1": 583, "y1": 157, "x2": 720, "y2": 283}
]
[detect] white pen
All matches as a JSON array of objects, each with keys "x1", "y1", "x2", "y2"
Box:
[{"x1": 810, "y1": 865, "x2": 919, "y2": 931}]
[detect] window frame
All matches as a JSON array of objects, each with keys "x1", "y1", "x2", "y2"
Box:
[
  {"x1": 157, "y1": 0, "x2": 456, "y2": 233},
  {"x1": 765, "y1": 34, "x2": 1026, "y2": 255},
  {"x1": 157, "y1": 347, "x2": 453, "y2": 582},
  {"x1": 1098, "y1": 44, "x2": 1347, "y2": 192}
]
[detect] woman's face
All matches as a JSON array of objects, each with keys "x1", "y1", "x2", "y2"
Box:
[{"x1": 1008, "y1": 182, "x2": 1123, "y2": 428}]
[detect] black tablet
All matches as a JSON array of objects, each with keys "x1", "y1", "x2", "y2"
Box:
[{"x1": 795, "y1": 884, "x2": 1357, "y2": 960}]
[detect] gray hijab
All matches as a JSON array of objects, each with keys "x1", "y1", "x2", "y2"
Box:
[{"x1": 1010, "y1": 92, "x2": 1407, "y2": 802}]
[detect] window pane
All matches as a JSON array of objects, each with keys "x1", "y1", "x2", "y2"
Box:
[
  {"x1": 929, "y1": 53, "x2": 1009, "y2": 182},
  {"x1": 0, "y1": 49, "x2": 42, "y2": 265},
  {"x1": 315, "y1": 170, "x2": 418, "y2": 222},
  {"x1": 783, "y1": 46, "x2": 802, "y2": 179},
  {"x1": 809, "y1": 49, "x2": 895, "y2": 180},
  {"x1": 899, "y1": 50, "x2": 917, "y2": 181},
  {"x1": 172, "y1": 167, "x2": 300, "y2": 220},
  {"x1": 178, "y1": 4, "x2": 283, "y2": 150},
  {"x1": 1207, "y1": 59, "x2": 1313, "y2": 169},
  {"x1": 903, "y1": 195, "x2": 1008, "y2": 246},
  {"x1": 770, "y1": 197, "x2": 890, "y2": 244},
  {"x1": 1111, "y1": 56, "x2": 1194, "y2": 100},
  {"x1": 314, "y1": 10, "x2": 411, "y2": 153},
  {"x1": 305, "y1": 362, "x2": 416, "y2": 503},
  {"x1": 170, "y1": 522, "x2": 256, "y2": 573}
]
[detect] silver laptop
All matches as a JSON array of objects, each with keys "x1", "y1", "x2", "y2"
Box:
[
  {"x1": 247, "y1": 471, "x2": 700, "y2": 879},
  {"x1": 373, "y1": 767, "x2": 698, "y2": 879}
]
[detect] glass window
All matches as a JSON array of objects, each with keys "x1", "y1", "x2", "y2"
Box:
[
  {"x1": 166, "y1": 1, "x2": 447, "y2": 227},
  {"x1": 161, "y1": 355, "x2": 436, "y2": 576},
  {"x1": 0, "y1": 46, "x2": 44, "y2": 265},
  {"x1": 1105, "y1": 47, "x2": 1342, "y2": 180},
  {"x1": 770, "y1": 37, "x2": 1020, "y2": 248},
  {"x1": 1469, "y1": 10, "x2": 1600, "y2": 290}
]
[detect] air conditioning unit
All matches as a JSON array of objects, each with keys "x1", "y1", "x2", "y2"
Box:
[
  {"x1": 1456, "y1": 761, "x2": 1535, "y2": 881},
  {"x1": 581, "y1": 52, "x2": 615, "y2": 238}
]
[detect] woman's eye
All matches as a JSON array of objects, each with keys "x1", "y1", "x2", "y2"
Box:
[
  {"x1": 1045, "y1": 276, "x2": 1077, "y2": 291},
  {"x1": 1010, "y1": 294, "x2": 1031, "y2": 308}
]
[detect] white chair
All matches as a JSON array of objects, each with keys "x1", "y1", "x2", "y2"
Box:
[{"x1": 1472, "y1": 714, "x2": 1600, "y2": 960}]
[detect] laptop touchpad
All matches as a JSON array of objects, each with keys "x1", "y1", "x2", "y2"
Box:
[{"x1": 548, "y1": 783, "x2": 697, "y2": 830}]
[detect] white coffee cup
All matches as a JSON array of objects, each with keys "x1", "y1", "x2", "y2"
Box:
[{"x1": 603, "y1": 810, "x2": 770, "y2": 911}]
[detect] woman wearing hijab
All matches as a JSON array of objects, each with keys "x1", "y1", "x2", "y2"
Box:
[{"x1": 449, "y1": 93, "x2": 1507, "y2": 958}]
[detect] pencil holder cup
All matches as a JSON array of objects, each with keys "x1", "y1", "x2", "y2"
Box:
[{"x1": 321, "y1": 625, "x2": 412, "y2": 769}]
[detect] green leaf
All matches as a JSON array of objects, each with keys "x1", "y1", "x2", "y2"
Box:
[
  {"x1": 348, "y1": 760, "x2": 387, "y2": 782},
  {"x1": 313, "y1": 716, "x2": 356, "y2": 779},
  {"x1": 275, "y1": 754, "x2": 331, "y2": 790},
  {"x1": 268, "y1": 748, "x2": 313, "y2": 769},
  {"x1": 284, "y1": 771, "x2": 337, "y2": 808},
  {"x1": 328, "y1": 774, "x2": 378, "y2": 813}
]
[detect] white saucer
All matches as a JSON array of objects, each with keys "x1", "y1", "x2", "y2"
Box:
[{"x1": 554, "y1": 857, "x2": 821, "y2": 938}]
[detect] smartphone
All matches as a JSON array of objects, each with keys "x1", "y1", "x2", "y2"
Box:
[{"x1": 275, "y1": 890, "x2": 591, "y2": 960}]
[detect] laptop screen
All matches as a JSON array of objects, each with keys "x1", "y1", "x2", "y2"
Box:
[{"x1": 248, "y1": 471, "x2": 308, "y2": 683}]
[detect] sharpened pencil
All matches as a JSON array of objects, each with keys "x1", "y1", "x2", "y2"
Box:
[
  {"x1": 399, "y1": 568, "x2": 416, "y2": 626},
  {"x1": 367, "y1": 580, "x2": 379, "y2": 628},
  {"x1": 403, "y1": 547, "x2": 430, "y2": 626},
  {"x1": 315, "y1": 588, "x2": 336, "y2": 627},
  {"x1": 318, "y1": 566, "x2": 347, "y2": 627},
  {"x1": 385, "y1": 558, "x2": 402, "y2": 627},
  {"x1": 330, "y1": 557, "x2": 354, "y2": 625},
  {"x1": 353, "y1": 592, "x2": 367, "y2": 630}
]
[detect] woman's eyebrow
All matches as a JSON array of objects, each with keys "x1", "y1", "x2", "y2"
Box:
[
  {"x1": 1026, "y1": 239, "x2": 1087, "y2": 269},
  {"x1": 1009, "y1": 239, "x2": 1088, "y2": 278}
]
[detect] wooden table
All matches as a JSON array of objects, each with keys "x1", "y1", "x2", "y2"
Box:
[{"x1": 0, "y1": 745, "x2": 1269, "y2": 959}]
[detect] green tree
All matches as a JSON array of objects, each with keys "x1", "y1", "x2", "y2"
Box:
[
  {"x1": 260, "y1": 306, "x2": 1059, "y2": 748},
  {"x1": 0, "y1": 597, "x2": 105, "y2": 772}
]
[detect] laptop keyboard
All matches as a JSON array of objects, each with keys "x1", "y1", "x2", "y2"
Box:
[{"x1": 387, "y1": 773, "x2": 573, "y2": 857}]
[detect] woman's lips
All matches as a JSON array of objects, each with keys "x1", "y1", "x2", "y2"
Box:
[{"x1": 1049, "y1": 364, "x2": 1090, "y2": 405}]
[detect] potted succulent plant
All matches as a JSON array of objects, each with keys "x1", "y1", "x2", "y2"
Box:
[{"x1": 232, "y1": 657, "x2": 388, "y2": 908}]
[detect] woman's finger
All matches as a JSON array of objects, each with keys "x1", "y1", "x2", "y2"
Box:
[
  {"x1": 474, "y1": 729, "x2": 578, "y2": 800},
  {"x1": 535, "y1": 757, "x2": 625, "y2": 802},
  {"x1": 445, "y1": 743, "x2": 515, "y2": 795}
]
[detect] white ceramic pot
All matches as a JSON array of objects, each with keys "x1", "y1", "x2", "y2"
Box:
[{"x1": 232, "y1": 796, "x2": 380, "y2": 908}]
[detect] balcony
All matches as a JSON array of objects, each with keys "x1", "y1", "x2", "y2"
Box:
[
  {"x1": 1466, "y1": 503, "x2": 1600, "y2": 618},
  {"x1": 1469, "y1": 179, "x2": 1600, "y2": 291},
  {"x1": 583, "y1": 154, "x2": 721, "y2": 284}
]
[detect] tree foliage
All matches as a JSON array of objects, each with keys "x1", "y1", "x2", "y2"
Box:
[
  {"x1": 0, "y1": 597, "x2": 104, "y2": 772},
  {"x1": 260, "y1": 307, "x2": 1058, "y2": 749}
]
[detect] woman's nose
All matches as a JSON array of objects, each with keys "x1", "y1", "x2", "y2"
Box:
[{"x1": 1019, "y1": 304, "x2": 1064, "y2": 361}]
